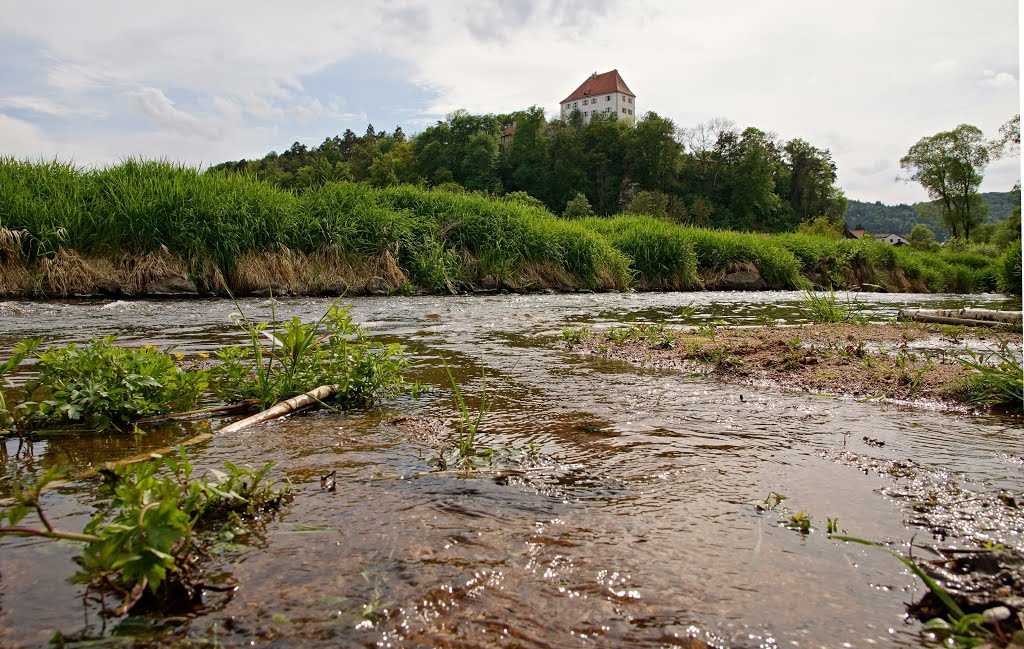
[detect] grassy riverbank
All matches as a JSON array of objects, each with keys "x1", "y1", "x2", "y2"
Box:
[{"x1": 0, "y1": 159, "x2": 1018, "y2": 297}]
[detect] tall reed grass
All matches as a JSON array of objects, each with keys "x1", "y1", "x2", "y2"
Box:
[{"x1": 0, "y1": 158, "x2": 1015, "y2": 295}]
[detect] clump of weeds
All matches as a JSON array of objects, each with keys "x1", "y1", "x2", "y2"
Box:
[
  {"x1": 695, "y1": 319, "x2": 727, "y2": 341},
  {"x1": 213, "y1": 301, "x2": 407, "y2": 409},
  {"x1": 801, "y1": 288, "x2": 866, "y2": 324},
  {"x1": 952, "y1": 342, "x2": 1023, "y2": 412},
  {"x1": 561, "y1": 325, "x2": 593, "y2": 347},
  {"x1": 0, "y1": 448, "x2": 288, "y2": 617}
]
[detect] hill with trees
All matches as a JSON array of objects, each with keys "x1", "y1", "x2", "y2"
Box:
[
  {"x1": 209, "y1": 109, "x2": 848, "y2": 234},
  {"x1": 845, "y1": 191, "x2": 1021, "y2": 241}
]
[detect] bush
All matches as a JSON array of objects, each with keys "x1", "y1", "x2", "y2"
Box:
[{"x1": 16, "y1": 337, "x2": 208, "y2": 430}]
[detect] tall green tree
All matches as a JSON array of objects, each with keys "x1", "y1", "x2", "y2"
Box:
[
  {"x1": 782, "y1": 139, "x2": 846, "y2": 225},
  {"x1": 900, "y1": 124, "x2": 990, "y2": 240}
]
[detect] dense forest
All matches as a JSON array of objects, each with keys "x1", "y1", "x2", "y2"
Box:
[
  {"x1": 209, "y1": 109, "x2": 848, "y2": 234},
  {"x1": 846, "y1": 191, "x2": 1021, "y2": 241}
]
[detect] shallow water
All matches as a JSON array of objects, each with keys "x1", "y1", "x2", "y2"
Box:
[{"x1": 0, "y1": 291, "x2": 1021, "y2": 648}]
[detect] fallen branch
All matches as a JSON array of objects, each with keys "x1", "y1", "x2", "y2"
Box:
[
  {"x1": 218, "y1": 384, "x2": 339, "y2": 434},
  {"x1": 413, "y1": 466, "x2": 558, "y2": 478},
  {"x1": 0, "y1": 526, "x2": 100, "y2": 543},
  {"x1": 899, "y1": 308, "x2": 1023, "y2": 328},
  {"x1": 136, "y1": 401, "x2": 259, "y2": 424}
]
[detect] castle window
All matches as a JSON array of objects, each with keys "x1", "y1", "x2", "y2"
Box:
[
  {"x1": 622, "y1": 107, "x2": 626, "y2": 113},
  {"x1": 584, "y1": 111, "x2": 588, "y2": 116},
  {"x1": 573, "y1": 102, "x2": 578, "y2": 108},
  {"x1": 606, "y1": 95, "x2": 611, "y2": 101},
  {"x1": 628, "y1": 109, "x2": 633, "y2": 115}
]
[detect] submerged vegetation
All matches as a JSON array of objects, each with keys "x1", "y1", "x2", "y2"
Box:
[
  {"x1": 0, "y1": 303, "x2": 409, "y2": 436},
  {"x1": 1, "y1": 449, "x2": 287, "y2": 617},
  {"x1": 0, "y1": 158, "x2": 1019, "y2": 297}
]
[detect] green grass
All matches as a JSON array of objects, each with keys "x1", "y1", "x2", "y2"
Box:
[{"x1": 0, "y1": 158, "x2": 1016, "y2": 295}]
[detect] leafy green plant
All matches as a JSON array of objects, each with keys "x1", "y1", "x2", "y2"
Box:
[
  {"x1": 13, "y1": 337, "x2": 207, "y2": 431},
  {"x1": 955, "y1": 342, "x2": 1024, "y2": 411},
  {"x1": 0, "y1": 338, "x2": 40, "y2": 433},
  {"x1": 830, "y1": 536, "x2": 995, "y2": 646},
  {"x1": 561, "y1": 325, "x2": 593, "y2": 346},
  {"x1": 801, "y1": 288, "x2": 866, "y2": 324},
  {"x1": 434, "y1": 357, "x2": 489, "y2": 471},
  {"x1": 785, "y1": 511, "x2": 812, "y2": 534},
  {"x1": 213, "y1": 302, "x2": 407, "y2": 408},
  {"x1": 1, "y1": 448, "x2": 287, "y2": 616}
]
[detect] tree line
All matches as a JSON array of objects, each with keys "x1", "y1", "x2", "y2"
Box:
[{"x1": 209, "y1": 108, "x2": 847, "y2": 234}]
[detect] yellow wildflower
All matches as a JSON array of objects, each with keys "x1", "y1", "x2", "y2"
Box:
[
  {"x1": 174, "y1": 353, "x2": 184, "y2": 360},
  {"x1": 198, "y1": 352, "x2": 209, "y2": 359}
]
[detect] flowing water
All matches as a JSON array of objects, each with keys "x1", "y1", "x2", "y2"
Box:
[{"x1": 1, "y1": 291, "x2": 1022, "y2": 648}]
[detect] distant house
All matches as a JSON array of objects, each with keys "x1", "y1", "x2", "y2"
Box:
[
  {"x1": 560, "y1": 70, "x2": 636, "y2": 126},
  {"x1": 499, "y1": 123, "x2": 517, "y2": 152},
  {"x1": 875, "y1": 233, "x2": 910, "y2": 246},
  {"x1": 846, "y1": 229, "x2": 909, "y2": 246}
]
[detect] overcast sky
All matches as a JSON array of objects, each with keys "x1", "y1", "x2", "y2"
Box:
[{"x1": 1, "y1": 0, "x2": 1020, "y2": 204}]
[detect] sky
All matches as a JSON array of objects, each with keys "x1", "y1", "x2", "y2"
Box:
[{"x1": 1, "y1": 0, "x2": 1020, "y2": 205}]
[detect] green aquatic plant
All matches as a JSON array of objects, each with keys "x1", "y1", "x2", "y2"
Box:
[
  {"x1": 213, "y1": 302, "x2": 407, "y2": 408},
  {"x1": 561, "y1": 325, "x2": 593, "y2": 346},
  {"x1": 953, "y1": 342, "x2": 1023, "y2": 411},
  {"x1": 436, "y1": 356, "x2": 489, "y2": 470},
  {"x1": 1, "y1": 448, "x2": 287, "y2": 616},
  {"x1": 695, "y1": 319, "x2": 727, "y2": 341},
  {"x1": 785, "y1": 511, "x2": 812, "y2": 535},
  {"x1": 13, "y1": 337, "x2": 207, "y2": 432},
  {"x1": 801, "y1": 288, "x2": 866, "y2": 324},
  {"x1": 0, "y1": 338, "x2": 40, "y2": 433}
]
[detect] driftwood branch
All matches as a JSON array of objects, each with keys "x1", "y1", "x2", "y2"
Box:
[
  {"x1": 899, "y1": 308, "x2": 1022, "y2": 328},
  {"x1": 136, "y1": 401, "x2": 258, "y2": 424},
  {"x1": 218, "y1": 385, "x2": 339, "y2": 434}
]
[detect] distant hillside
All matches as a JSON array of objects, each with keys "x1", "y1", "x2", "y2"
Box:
[{"x1": 845, "y1": 191, "x2": 1021, "y2": 240}]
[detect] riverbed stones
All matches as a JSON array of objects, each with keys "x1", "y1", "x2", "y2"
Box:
[
  {"x1": 366, "y1": 276, "x2": 390, "y2": 295},
  {"x1": 720, "y1": 268, "x2": 767, "y2": 291},
  {"x1": 143, "y1": 275, "x2": 198, "y2": 297}
]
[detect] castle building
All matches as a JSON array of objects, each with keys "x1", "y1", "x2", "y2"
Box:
[{"x1": 560, "y1": 69, "x2": 636, "y2": 126}]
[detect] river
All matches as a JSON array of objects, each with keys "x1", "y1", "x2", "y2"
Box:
[{"x1": 1, "y1": 290, "x2": 1021, "y2": 648}]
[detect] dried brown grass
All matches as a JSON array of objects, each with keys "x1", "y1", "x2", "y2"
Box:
[
  {"x1": 38, "y1": 249, "x2": 120, "y2": 297},
  {"x1": 229, "y1": 246, "x2": 408, "y2": 295},
  {"x1": 0, "y1": 227, "x2": 32, "y2": 295},
  {"x1": 117, "y1": 246, "x2": 192, "y2": 295}
]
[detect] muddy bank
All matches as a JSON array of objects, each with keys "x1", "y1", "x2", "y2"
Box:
[
  {"x1": 0, "y1": 247, "x2": 623, "y2": 298},
  {"x1": 567, "y1": 321, "x2": 1023, "y2": 409},
  {"x1": 0, "y1": 242, "x2": 989, "y2": 299}
]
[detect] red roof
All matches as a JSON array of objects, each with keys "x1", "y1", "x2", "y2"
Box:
[{"x1": 561, "y1": 70, "x2": 634, "y2": 104}]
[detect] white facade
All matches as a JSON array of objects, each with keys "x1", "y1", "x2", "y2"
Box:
[{"x1": 560, "y1": 92, "x2": 636, "y2": 126}]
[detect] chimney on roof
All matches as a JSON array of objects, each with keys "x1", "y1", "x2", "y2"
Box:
[{"x1": 592, "y1": 71, "x2": 597, "y2": 77}]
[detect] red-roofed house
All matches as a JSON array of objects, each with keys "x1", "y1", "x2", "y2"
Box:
[{"x1": 560, "y1": 70, "x2": 636, "y2": 126}]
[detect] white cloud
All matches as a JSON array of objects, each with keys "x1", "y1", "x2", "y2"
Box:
[
  {"x1": 0, "y1": 95, "x2": 105, "y2": 117},
  {"x1": 0, "y1": 112, "x2": 60, "y2": 157},
  {"x1": 0, "y1": 0, "x2": 1019, "y2": 203},
  {"x1": 123, "y1": 86, "x2": 222, "y2": 140},
  {"x1": 978, "y1": 70, "x2": 1018, "y2": 88}
]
